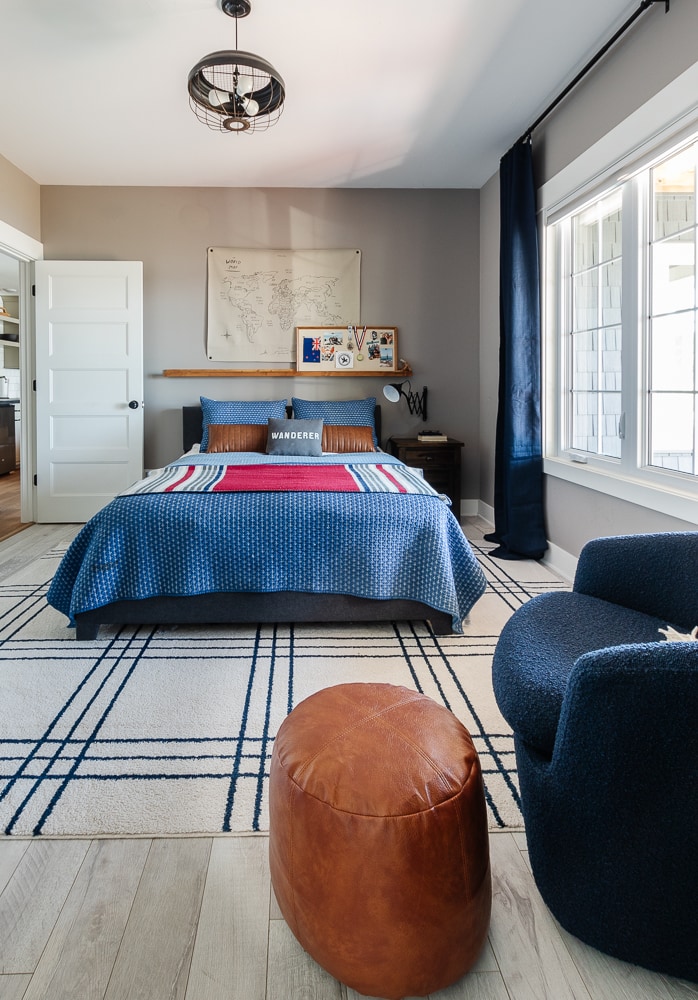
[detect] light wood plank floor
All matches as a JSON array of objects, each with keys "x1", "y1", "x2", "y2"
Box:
[
  {"x1": 0, "y1": 833, "x2": 696, "y2": 1000},
  {"x1": 0, "y1": 470, "x2": 28, "y2": 544},
  {"x1": 1, "y1": 526, "x2": 696, "y2": 1000}
]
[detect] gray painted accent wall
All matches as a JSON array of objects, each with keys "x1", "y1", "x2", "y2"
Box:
[
  {"x1": 544, "y1": 476, "x2": 696, "y2": 557},
  {"x1": 40, "y1": 186, "x2": 480, "y2": 486}
]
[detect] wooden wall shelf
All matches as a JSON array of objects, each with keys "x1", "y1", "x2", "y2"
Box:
[{"x1": 163, "y1": 365, "x2": 413, "y2": 379}]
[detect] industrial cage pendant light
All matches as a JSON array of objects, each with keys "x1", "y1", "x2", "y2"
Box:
[{"x1": 188, "y1": 0, "x2": 285, "y2": 133}]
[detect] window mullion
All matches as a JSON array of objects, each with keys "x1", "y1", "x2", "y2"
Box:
[{"x1": 558, "y1": 220, "x2": 572, "y2": 454}]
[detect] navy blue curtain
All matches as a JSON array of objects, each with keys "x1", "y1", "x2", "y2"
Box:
[{"x1": 485, "y1": 138, "x2": 547, "y2": 560}]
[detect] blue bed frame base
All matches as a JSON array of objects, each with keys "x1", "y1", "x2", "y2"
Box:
[{"x1": 74, "y1": 591, "x2": 453, "y2": 640}]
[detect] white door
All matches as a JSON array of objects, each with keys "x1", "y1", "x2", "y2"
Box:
[{"x1": 35, "y1": 260, "x2": 143, "y2": 522}]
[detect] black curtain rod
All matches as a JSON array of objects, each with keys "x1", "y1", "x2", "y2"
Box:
[{"x1": 516, "y1": 0, "x2": 671, "y2": 146}]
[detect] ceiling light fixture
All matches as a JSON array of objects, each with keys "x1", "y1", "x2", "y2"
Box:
[{"x1": 188, "y1": 0, "x2": 285, "y2": 133}]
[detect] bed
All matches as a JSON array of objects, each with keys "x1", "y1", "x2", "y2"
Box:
[{"x1": 47, "y1": 397, "x2": 487, "y2": 640}]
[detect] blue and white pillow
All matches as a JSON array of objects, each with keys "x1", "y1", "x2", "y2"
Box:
[
  {"x1": 200, "y1": 397, "x2": 287, "y2": 451},
  {"x1": 291, "y1": 397, "x2": 377, "y2": 447}
]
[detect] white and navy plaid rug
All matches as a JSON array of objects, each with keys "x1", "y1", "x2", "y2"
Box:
[{"x1": 0, "y1": 530, "x2": 567, "y2": 838}]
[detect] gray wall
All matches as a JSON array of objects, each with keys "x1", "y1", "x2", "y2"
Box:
[
  {"x1": 40, "y1": 186, "x2": 480, "y2": 484},
  {"x1": 479, "y1": 0, "x2": 698, "y2": 558},
  {"x1": 0, "y1": 154, "x2": 40, "y2": 242},
  {"x1": 535, "y1": 0, "x2": 698, "y2": 183}
]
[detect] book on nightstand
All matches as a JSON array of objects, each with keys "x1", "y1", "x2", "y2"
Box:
[{"x1": 417, "y1": 431, "x2": 448, "y2": 442}]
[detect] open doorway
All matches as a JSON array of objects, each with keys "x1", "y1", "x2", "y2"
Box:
[
  {"x1": 0, "y1": 217, "x2": 41, "y2": 536},
  {"x1": 0, "y1": 251, "x2": 24, "y2": 541}
]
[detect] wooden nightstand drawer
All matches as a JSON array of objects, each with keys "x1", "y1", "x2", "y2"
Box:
[
  {"x1": 388, "y1": 436, "x2": 464, "y2": 512},
  {"x1": 420, "y1": 470, "x2": 453, "y2": 492},
  {"x1": 401, "y1": 446, "x2": 455, "y2": 467}
]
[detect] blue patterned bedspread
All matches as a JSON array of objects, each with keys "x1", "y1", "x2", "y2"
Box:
[{"x1": 47, "y1": 452, "x2": 487, "y2": 633}]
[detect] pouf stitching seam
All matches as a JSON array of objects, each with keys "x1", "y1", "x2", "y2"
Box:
[
  {"x1": 375, "y1": 715, "x2": 468, "y2": 801},
  {"x1": 285, "y1": 701, "x2": 473, "y2": 814},
  {"x1": 282, "y1": 761, "x2": 476, "y2": 818},
  {"x1": 455, "y1": 765, "x2": 479, "y2": 902},
  {"x1": 287, "y1": 779, "x2": 299, "y2": 939},
  {"x1": 292, "y1": 694, "x2": 423, "y2": 784}
]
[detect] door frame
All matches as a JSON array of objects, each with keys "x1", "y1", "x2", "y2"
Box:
[{"x1": 0, "y1": 218, "x2": 43, "y2": 523}]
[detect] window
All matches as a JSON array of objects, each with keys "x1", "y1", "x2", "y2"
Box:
[
  {"x1": 648, "y1": 146, "x2": 697, "y2": 474},
  {"x1": 546, "y1": 132, "x2": 698, "y2": 522},
  {"x1": 568, "y1": 191, "x2": 623, "y2": 459}
]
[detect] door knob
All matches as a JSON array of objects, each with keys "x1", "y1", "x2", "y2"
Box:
[{"x1": 128, "y1": 400, "x2": 140, "y2": 409}]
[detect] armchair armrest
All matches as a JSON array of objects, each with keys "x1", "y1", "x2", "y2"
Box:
[
  {"x1": 515, "y1": 639, "x2": 698, "y2": 982},
  {"x1": 547, "y1": 642, "x2": 698, "y2": 826},
  {"x1": 554, "y1": 641, "x2": 698, "y2": 760},
  {"x1": 573, "y1": 532, "x2": 698, "y2": 630}
]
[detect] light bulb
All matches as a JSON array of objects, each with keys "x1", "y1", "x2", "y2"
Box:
[
  {"x1": 209, "y1": 88, "x2": 231, "y2": 108},
  {"x1": 235, "y1": 73, "x2": 255, "y2": 96},
  {"x1": 241, "y1": 96, "x2": 260, "y2": 116}
]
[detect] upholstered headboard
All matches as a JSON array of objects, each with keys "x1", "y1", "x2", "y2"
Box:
[{"x1": 182, "y1": 404, "x2": 382, "y2": 453}]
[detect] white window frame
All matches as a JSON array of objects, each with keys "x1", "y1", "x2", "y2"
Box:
[{"x1": 541, "y1": 60, "x2": 698, "y2": 525}]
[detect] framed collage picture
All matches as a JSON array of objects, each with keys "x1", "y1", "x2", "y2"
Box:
[{"x1": 296, "y1": 326, "x2": 398, "y2": 374}]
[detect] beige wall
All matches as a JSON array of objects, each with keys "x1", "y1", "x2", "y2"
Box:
[
  {"x1": 40, "y1": 186, "x2": 480, "y2": 481},
  {"x1": 0, "y1": 154, "x2": 40, "y2": 242},
  {"x1": 479, "y1": 0, "x2": 698, "y2": 558}
]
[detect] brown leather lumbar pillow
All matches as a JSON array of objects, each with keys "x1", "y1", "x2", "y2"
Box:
[
  {"x1": 206, "y1": 423, "x2": 268, "y2": 453},
  {"x1": 322, "y1": 425, "x2": 376, "y2": 453}
]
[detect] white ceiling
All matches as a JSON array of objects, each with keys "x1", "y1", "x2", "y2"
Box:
[{"x1": 0, "y1": 0, "x2": 641, "y2": 191}]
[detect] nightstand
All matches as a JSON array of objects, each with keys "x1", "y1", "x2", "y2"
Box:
[{"x1": 388, "y1": 436, "x2": 464, "y2": 513}]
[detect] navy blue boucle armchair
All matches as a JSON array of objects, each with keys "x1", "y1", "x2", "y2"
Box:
[{"x1": 492, "y1": 532, "x2": 698, "y2": 982}]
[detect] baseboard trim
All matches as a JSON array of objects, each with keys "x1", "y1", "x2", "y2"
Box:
[
  {"x1": 473, "y1": 501, "x2": 576, "y2": 582},
  {"x1": 460, "y1": 498, "x2": 480, "y2": 517},
  {"x1": 541, "y1": 540, "x2": 576, "y2": 583},
  {"x1": 477, "y1": 500, "x2": 495, "y2": 523}
]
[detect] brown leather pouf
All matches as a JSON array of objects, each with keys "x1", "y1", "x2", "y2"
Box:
[{"x1": 269, "y1": 682, "x2": 492, "y2": 999}]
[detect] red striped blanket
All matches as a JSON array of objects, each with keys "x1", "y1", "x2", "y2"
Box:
[{"x1": 120, "y1": 463, "x2": 442, "y2": 497}]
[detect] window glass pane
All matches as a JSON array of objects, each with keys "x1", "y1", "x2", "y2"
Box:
[
  {"x1": 653, "y1": 147, "x2": 695, "y2": 241},
  {"x1": 602, "y1": 327, "x2": 622, "y2": 390},
  {"x1": 601, "y1": 200, "x2": 622, "y2": 263},
  {"x1": 601, "y1": 392, "x2": 622, "y2": 458},
  {"x1": 650, "y1": 314, "x2": 695, "y2": 391},
  {"x1": 568, "y1": 192, "x2": 623, "y2": 459},
  {"x1": 601, "y1": 259, "x2": 622, "y2": 326},
  {"x1": 573, "y1": 213, "x2": 598, "y2": 270},
  {"x1": 652, "y1": 230, "x2": 695, "y2": 314},
  {"x1": 574, "y1": 192, "x2": 621, "y2": 267},
  {"x1": 649, "y1": 393, "x2": 695, "y2": 473},
  {"x1": 572, "y1": 330, "x2": 596, "y2": 391},
  {"x1": 573, "y1": 270, "x2": 598, "y2": 332},
  {"x1": 649, "y1": 142, "x2": 698, "y2": 479},
  {"x1": 572, "y1": 395, "x2": 597, "y2": 453}
]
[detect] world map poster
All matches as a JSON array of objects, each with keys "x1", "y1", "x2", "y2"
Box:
[{"x1": 206, "y1": 247, "x2": 361, "y2": 364}]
